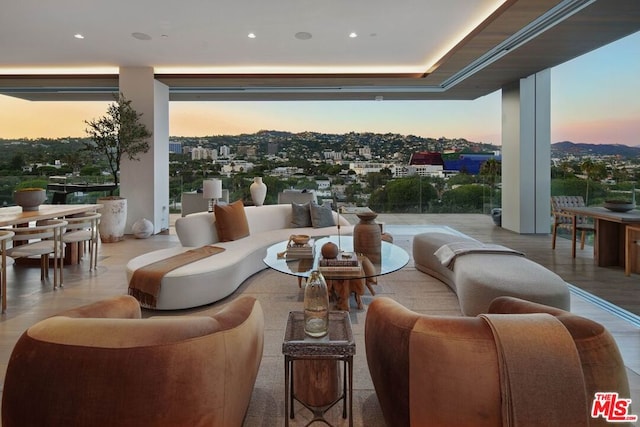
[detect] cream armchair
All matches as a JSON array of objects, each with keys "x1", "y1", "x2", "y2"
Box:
[{"x1": 2, "y1": 295, "x2": 264, "y2": 427}]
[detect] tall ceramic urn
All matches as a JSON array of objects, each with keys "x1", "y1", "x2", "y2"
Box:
[
  {"x1": 353, "y1": 211, "x2": 381, "y2": 263},
  {"x1": 98, "y1": 196, "x2": 127, "y2": 243},
  {"x1": 250, "y1": 177, "x2": 267, "y2": 206}
]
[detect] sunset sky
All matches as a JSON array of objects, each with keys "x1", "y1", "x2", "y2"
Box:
[{"x1": 0, "y1": 32, "x2": 638, "y2": 146}]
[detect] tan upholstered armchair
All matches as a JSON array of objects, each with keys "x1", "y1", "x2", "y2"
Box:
[
  {"x1": 2, "y1": 295, "x2": 264, "y2": 427},
  {"x1": 365, "y1": 296, "x2": 630, "y2": 427}
]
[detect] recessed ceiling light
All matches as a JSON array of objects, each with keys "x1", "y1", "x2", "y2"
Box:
[
  {"x1": 131, "y1": 32, "x2": 152, "y2": 41},
  {"x1": 74, "y1": 34, "x2": 84, "y2": 39},
  {"x1": 349, "y1": 32, "x2": 358, "y2": 38},
  {"x1": 248, "y1": 33, "x2": 256, "y2": 39},
  {"x1": 294, "y1": 32, "x2": 312, "y2": 40}
]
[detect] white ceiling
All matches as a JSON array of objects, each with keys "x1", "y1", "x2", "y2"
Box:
[
  {"x1": 0, "y1": 0, "x2": 504, "y2": 74},
  {"x1": 1, "y1": 0, "x2": 639, "y2": 101},
  {"x1": 0, "y1": 0, "x2": 503, "y2": 74}
]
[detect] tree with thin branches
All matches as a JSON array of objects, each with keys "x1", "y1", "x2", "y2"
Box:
[{"x1": 84, "y1": 93, "x2": 151, "y2": 194}]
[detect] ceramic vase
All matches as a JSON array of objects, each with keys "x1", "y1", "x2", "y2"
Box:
[
  {"x1": 250, "y1": 177, "x2": 267, "y2": 206},
  {"x1": 97, "y1": 197, "x2": 127, "y2": 243},
  {"x1": 353, "y1": 211, "x2": 381, "y2": 263}
]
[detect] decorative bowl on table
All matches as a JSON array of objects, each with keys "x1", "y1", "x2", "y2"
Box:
[
  {"x1": 289, "y1": 234, "x2": 310, "y2": 246},
  {"x1": 603, "y1": 200, "x2": 636, "y2": 212},
  {"x1": 13, "y1": 188, "x2": 47, "y2": 211}
]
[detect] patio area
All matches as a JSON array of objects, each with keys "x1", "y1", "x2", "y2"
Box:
[{"x1": 0, "y1": 212, "x2": 637, "y2": 425}]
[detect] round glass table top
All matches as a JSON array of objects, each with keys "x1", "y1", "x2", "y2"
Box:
[{"x1": 263, "y1": 235, "x2": 409, "y2": 279}]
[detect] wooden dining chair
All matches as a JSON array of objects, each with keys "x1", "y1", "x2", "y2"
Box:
[
  {"x1": 7, "y1": 219, "x2": 68, "y2": 290},
  {"x1": 0, "y1": 230, "x2": 15, "y2": 313},
  {"x1": 62, "y1": 212, "x2": 101, "y2": 270},
  {"x1": 550, "y1": 196, "x2": 595, "y2": 257},
  {"x1": 625, "y1": 225, "x2": 640, "y2": 276}
]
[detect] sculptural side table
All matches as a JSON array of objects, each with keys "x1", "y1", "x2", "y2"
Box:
[{"x1": 282, "y1": 311, "x2": 355, "y2": 427}]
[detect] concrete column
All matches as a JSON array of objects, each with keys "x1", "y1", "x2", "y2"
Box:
[
  {"x1": 119, "y1": 67, "x2": 170, "y2": 235},
  {"x1": 501, "y1": 69, "x2": 551, "y2": 234}
]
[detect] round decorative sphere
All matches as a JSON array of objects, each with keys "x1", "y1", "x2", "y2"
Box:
[
  {"x1": 321, "y1": 242, "x2": 339, "y2": 259},
  {"x1": 132, "y1": 218, "x2": 154, "y2": 239}
]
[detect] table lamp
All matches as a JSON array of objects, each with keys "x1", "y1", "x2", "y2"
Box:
[{"x1": 203, "y1": 178, "x2": 223, "y2": 212}]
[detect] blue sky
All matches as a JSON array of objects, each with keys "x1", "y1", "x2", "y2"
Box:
[
  {"x1": 0, "y1": 31, "x2": 638, "y2": 146},
  {"x1": 550, "y1": 31, "x2": 640, "y2": 146}
]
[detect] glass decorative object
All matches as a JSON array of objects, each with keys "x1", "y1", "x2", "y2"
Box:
[{"x1": 304, "y1": 270, "x2": 330, "y2": 338}]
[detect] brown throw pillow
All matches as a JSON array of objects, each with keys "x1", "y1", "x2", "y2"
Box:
[{"x1": 214, "y1": 200, "x2": 250, "y2": 242}]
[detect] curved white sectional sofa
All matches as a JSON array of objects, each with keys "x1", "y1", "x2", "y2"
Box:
[{"x1": 126, "y1": 204, "x2": 353, "y2": 310}]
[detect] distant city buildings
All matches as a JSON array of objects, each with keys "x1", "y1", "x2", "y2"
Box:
[
  {"x1": 358, "y1": 146, "x2": 372, "y2": 159},
  {"x1": 442, "y1": 152, "x2": 501, "y2": 174},
  {"x1": 410, "y1": 150, "x2": 501, "y2": 175},
  {"x1": 349, "y1": 161, "x2": 394, "y2": 176},
  {"x1": 169, "y1": 141, "x2": 182, "y2": 153},
  {"x1": 316, "y1": 179, "x2": 331, "y2": 191},
  {"x1": 267, "y1": 142, "x2": 279, "y2": 155},
  {"x1": 393, "y1": 165, "x2": 445, "y2": 178},
  {"x1": 6, "y1": 132, "x2": 635, "y2": 203},
  {"x1": 237, "y1": 145, "x2": 257, "y2": 158},
  {"x1": 323, "y1": 150, "x2": 342, "y2": 161},
  {"x1": 220, "y1": 160, "x2": 254, "y2": 175},
  {"x1": 272, "y1": 166, "x2": 304, "y2": 178},
  {"x1": 409, "y1": 152, "x2": 444, "y2": 166},
  {"x1": 191, "y1": 146, "x2": 217, "y2": 161}
]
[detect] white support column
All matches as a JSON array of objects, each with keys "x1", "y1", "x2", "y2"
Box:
[
  {"x1": 119, "y1": 67, "x2": 170, "y2": 235},
  {"x1": 501, "y1": 69, "x2": 551, "y2": 234}
]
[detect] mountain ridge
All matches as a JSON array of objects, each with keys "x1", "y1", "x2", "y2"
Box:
[{"x1": 551, "y1": 141, "x2": 640, "y2": 158}]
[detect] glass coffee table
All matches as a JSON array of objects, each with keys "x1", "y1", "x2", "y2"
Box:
[{"x1": 263, "y1": 235, "x2": 410, "y2": 281}]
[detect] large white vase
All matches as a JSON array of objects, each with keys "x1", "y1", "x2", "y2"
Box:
[
  {"x1": 250, "y1": 177, "x2": 267, "y2": 206},
  {"x1": 98, "y1": 197, "x2": 127, "y2": 243}
]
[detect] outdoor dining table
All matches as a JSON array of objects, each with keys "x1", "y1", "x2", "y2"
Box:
[
  {"x1": 0, "y1": 204, "x2": 102, "y2": 227},
  {"x1": 561, "y1": 206, "x2": 640, "y2": 273},
  {"x1": 0, "y1": 204, "x2": 103, "y2": 264}
]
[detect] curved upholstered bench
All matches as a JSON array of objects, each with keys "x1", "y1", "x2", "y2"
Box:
[
  {"x1": 412, "y1": 231, "x2": 570, "y2": 316},
  {"x1": 126, "y1": 203, "x2": 353, "y2": 310}
]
